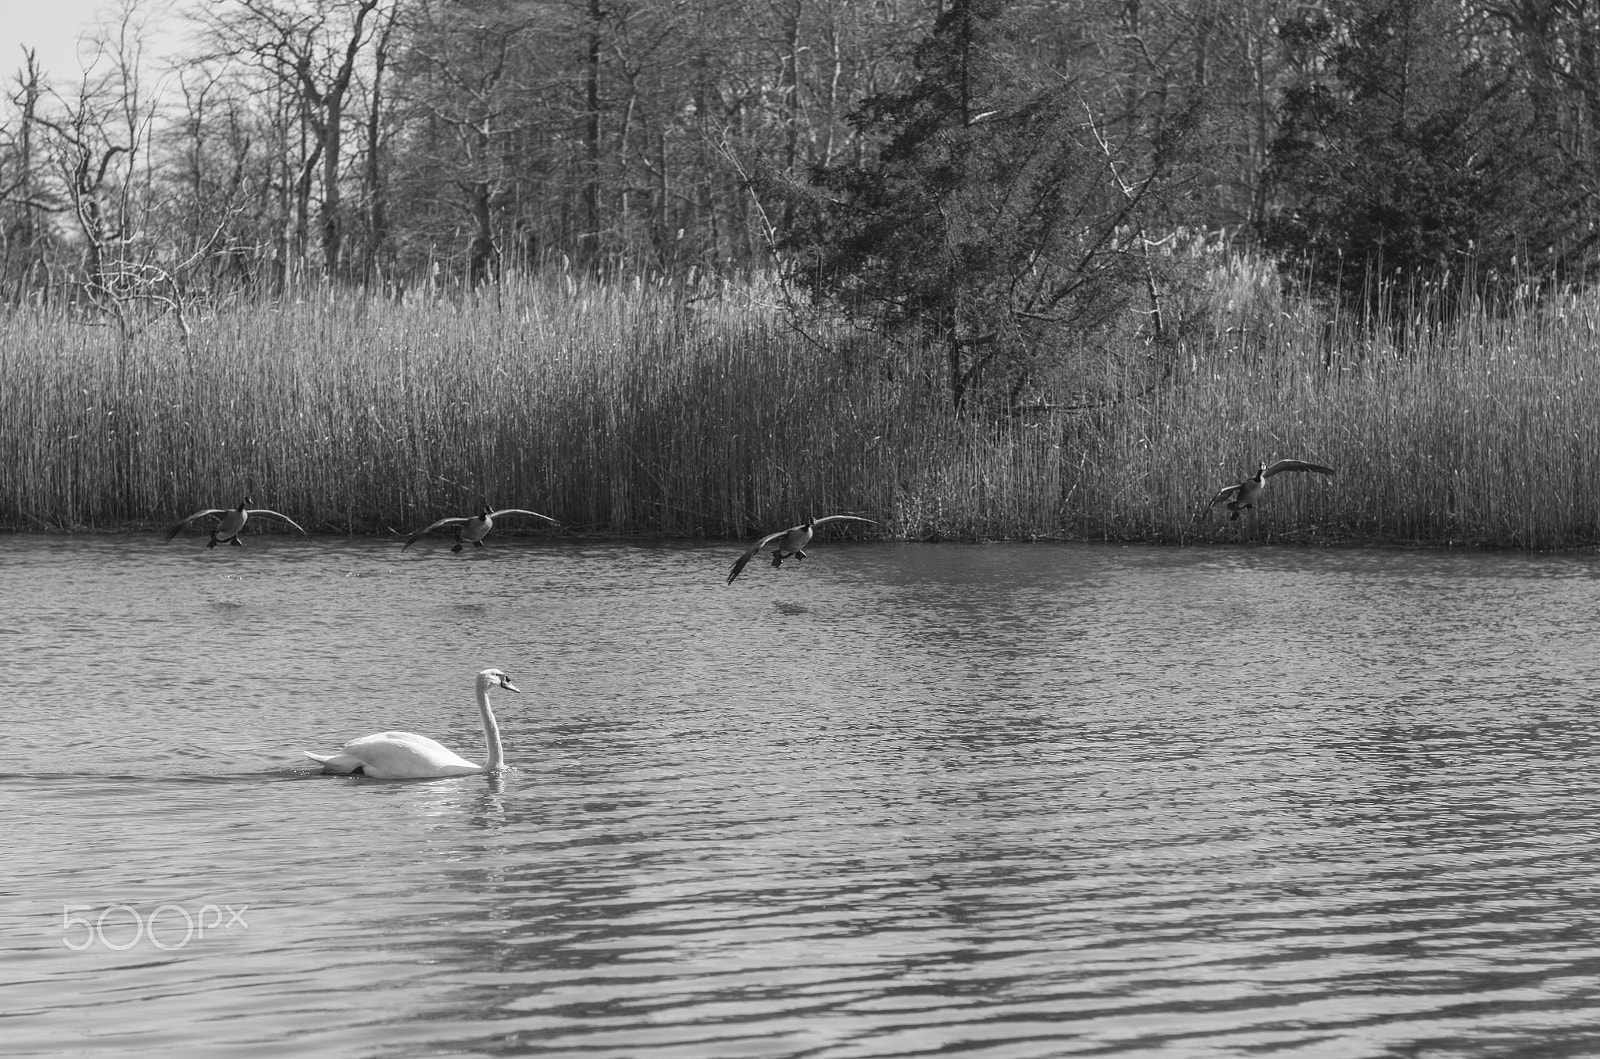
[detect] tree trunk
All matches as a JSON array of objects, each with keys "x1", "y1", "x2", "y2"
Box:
[
  {"x1": 323, "y1": 90, "x2": 344, "y2": 276},
  {"x1": 365, "y1": 5, "x2": 396, "y2": 287},
  {"x1": 466, "y1": 180, "x2": 499, "y2": 290},
  {"x1": 584, "y1": 0, "x2": 604, "y2": 268}
]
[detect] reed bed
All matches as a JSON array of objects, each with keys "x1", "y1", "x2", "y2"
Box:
[{"x1": 2, "y1": 272, "x2": 1598, "y2": 548}]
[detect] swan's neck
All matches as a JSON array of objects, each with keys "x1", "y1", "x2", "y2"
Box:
[{"x1": 477, "y1": 681, "x2": 505, "y2": 771}]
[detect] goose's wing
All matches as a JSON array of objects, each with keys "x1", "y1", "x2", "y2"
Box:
[
  {"x1": 811, "y1": 515, "x2": 879, "y2": 530},
  {"x1": 1262, "y1": 460, "x2": 1335, "y2": 479},
  {"x1": 727, "y1": 529, "x2": 787, "y2": 584},
  {"x1": 164, "y1": 508, "x2": 227, "y2": 541},
  {"x1": 246, "y1": 508, "x2": 308, "y2": 535},
  {"x1": 1209, "y1": 484, "x2": 1242, "y2": 506},
  {"x1": 401, "y1": 516, "x2": 467, "y2": 551},
  {"x1": 489, "y1": 508, "x2": 560, "y2": 526}
]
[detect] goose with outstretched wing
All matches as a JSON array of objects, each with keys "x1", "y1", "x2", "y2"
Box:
[
  {"x1": 165, "y1": 496, "x2": 307, "y2": 547},
  {"x1": 727, "y1": 515, "x2": 878, "y2": 583},
  {"x1": 401, "y1": 506, "x2": 558, "y2": 553},
  {"x1": 1210, "y1": 459, "x2": 1335, "y2": 521}
]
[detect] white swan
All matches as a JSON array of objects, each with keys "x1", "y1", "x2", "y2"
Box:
[{"x1": 304, "y1": 668, "x2": 520, "y2": 779}]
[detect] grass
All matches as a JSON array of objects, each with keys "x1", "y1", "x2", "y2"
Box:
[{"x1": 2, "y1": 268, "x2": 1597, "y2": 549}]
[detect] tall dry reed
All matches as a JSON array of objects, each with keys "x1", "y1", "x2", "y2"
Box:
[{"x1": 2, "y1": 272, "x2": 1597, "y2": 547}]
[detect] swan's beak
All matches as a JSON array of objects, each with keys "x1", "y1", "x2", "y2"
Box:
[{"x1": 503, "y1": 680, "x2": 521, "y2": 694}]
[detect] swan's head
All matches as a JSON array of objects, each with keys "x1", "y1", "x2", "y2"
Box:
[{"x1": 478, "y1": 668, "x2": 521, "y2": 694}]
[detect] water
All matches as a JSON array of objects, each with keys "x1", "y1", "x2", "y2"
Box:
[{"x1": 4, "y1": 535, "x2": 1600, "y2": 1057}]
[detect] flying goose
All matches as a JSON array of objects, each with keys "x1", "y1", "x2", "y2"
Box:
[
  {"x1": 1210, "y1": 459, "x2": 1335, "y2": 521},
  {"x1": 401, "y1": 506, "x2": 558, "y2": 553},
  {"x1": 727, "y1": 515, "x2": 878, "y2": 583},
  {"x1": 165, "y1": 497, "x2": 308, "y2": 547}
]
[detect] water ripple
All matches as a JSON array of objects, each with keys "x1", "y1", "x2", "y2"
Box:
[{"x1": 5, "y1": 539, "x2": 1600, "y2": 1056}]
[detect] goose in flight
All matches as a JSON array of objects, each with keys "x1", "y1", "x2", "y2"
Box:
[
  {"x1": 727, "y1": 515, "x2": 878, "y2": 583},
  {"x1": 164, "y1": 496, "x2": 307, "y2": 547},
  {"x1": 1210, "y1": 459, "x2": 1336, "y2": 521},
  {"x1": 305, "y1": 667, "x2": 520, "y2": 780},
  {"x1": 401, "y1": 506, "x2": 558, "y2": 552}
]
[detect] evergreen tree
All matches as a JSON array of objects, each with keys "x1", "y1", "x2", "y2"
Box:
[
  {"x1": 759, "y1": 0, "x2": 1200, "y2": 412},
  {"x1": 1263, "y1": 0, "x2": 1570, "y2": 318}
]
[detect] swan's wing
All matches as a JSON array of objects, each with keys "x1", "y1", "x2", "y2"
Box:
[
  {"x1": 811, "y1": 515, "x2": 879, "y2": 529},
  {"x1": 1262, "y1": 460, "x2": 1335, "y2": 479},
  {"x1": 727, "y1": 530, "x2": 786, "y2": 584},
  {"x1": 304, "y1": 750, "x2": 363, "y2": 773},
  {"x1": 247, "y1": 509, "x2": 308, "y2": 535},
  {"x1": 401, "y1": 516, "x2": 466, "y2": 551},
  {"x1": 488, "y1": 508, "x2": 560, "y2": 526},
  {"x1": 164, "y1": 508, "x2": 226, "y2": 541},
  {"x1": 1209, "y1": 484, "x2": 1242, "y2": 505},
  {"x1": 339, "y1": 731, "x2": 482, "y2": 779}
]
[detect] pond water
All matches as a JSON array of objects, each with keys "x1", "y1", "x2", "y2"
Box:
[{"x1": 4, "y1": 534, "x2": 1600, "y2": 1058}]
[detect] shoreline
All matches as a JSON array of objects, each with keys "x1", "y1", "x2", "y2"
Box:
[{"x1": 4, "y1": 525, "x2": 1593, "y2": 554}]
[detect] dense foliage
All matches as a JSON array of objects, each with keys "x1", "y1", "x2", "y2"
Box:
[
  {"x1": 2, "y1": 0, "x2": 1594, "y2": 304},
  {"x1": 1262, "y1": 0, "x2": 1581, "y2": 317},
  {"x1": 1, "y1": 0, "x2": 1597, "y2": 404},
  {"x1": 759, "y1": 0, "x2": 1202, "y2": 411}
]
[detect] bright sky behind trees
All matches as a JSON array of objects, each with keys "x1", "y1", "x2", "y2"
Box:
[{"x1": 1, "y1": 0, "x2": 181, "y2": 84}]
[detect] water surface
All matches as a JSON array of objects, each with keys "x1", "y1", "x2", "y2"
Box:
[{"x1": 4, "y1": 536, "x2": 1600, "y2": 1057}]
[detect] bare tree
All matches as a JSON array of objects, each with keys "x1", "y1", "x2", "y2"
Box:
[
  {"x1": 30, "y1": 1, "x2": 169, "y2": 338},
  {"x1": 358, "y1": 0, "x2": 400, "y2": 287},
  {"x1": 0, "y1": 50, "x2": 52, "y2": 304},
  {"x1": 198, "y1": 0, "x2": 388, "y2": 279}
]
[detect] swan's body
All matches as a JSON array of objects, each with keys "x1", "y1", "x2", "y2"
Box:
[
  {"x1": 402, "y1": 507, "x2": 558, "y2": 552},
  {"x1": 727, "y1": 515, "x2": 878, "y2": 583},
  {"x1": 305, "y1": 668, "x2": 520, "y2": 779},
  {"x1": 1210, "y1": 459, "x2": 1336, "y2": 521},
  {"x1": 165, "y1": 496, "x2": 307, "y2": 547}
]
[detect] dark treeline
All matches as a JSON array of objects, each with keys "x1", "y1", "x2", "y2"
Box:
[{"x1": 1, "y1": 0, "x2": 1597, "y2": 320}]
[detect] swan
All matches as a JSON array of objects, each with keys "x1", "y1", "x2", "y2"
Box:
[
  {"x1": 304, "y1": 668, "x2": 520, "y2": 779},
  {"x1": 727, "y1": 515, "x2": 878, "y2": 583},
  {"x1": 1210, "y1": 459, "x2": 1336, "y2": 521},
  {"x1": 401, "y1": 506, "x2": 558, "y2": 552},
  {"x1": 165, "y1": 496, "x2": 308, "y2": 547}
]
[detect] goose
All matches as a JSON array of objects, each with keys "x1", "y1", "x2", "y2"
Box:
[
  {"x1": 164, "y1": 496, "x2": 308, "y2": 547},
  {"x1": 401, "y1": 506, "x2": 558, "y2": 553},
  {"x1": 1210, "y1": 459, "x2": 1335, "y2": 521},
  {"x1": 727, "y1": 515, "x2": 878, "y2": 583},
  {"x1": 304, "y1": 668, "x2": 520, "y2": 779}
]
